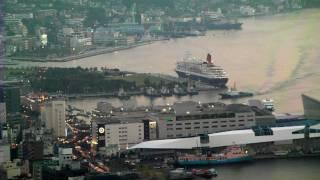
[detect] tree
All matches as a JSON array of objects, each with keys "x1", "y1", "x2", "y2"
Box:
[{"x1": 144, "y1": 78, "x2": 151, "y2": 86}]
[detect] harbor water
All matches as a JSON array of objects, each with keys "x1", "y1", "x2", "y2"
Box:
[
  {"x1": 201, "y1": 157, "x2": 320, "y2": 180},
  {"x1": 17, "y1": 9, "x2": 320, "y2": 113}
]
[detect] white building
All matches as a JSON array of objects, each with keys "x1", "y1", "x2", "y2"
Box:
[
  {"x1": 41, "y1": 100, "x2": 66, "y2": 138},
  {"x1": 70, "y1": 36, "x2": 92, "y2": 52},
  {"x1": 240, "y1": 6, "x2": 256, "y2": 16},
  {"x1": 58, "y1": 148, "x2": 80, "y2": 170},
  {"x1": 105, "y1": 122, "x2": 144, "y2": 150},
  {"x1": 0, "y1": 143, "x2": 10, "y2": 165},
  {"x1": 0, "y1": 102, "x2": 6, "y2": 123},
  {"x1": 2, "y1": 160, "x2": 21, "y2": 179},
  {"x1": 130, "y1": 124, "x2": 320, "y2": 150}
]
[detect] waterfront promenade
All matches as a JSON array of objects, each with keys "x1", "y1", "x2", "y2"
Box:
[{"x1": 10, "y1": 41, "x2": 160, "y2": 62}]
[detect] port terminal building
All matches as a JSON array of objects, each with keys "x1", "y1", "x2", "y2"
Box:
[
  {"x1": 130, "y1": 123, "x2": 320, "y2": 157},
  {"x1": 129, "y1": 95, "x2": 320, "y2": 157}
]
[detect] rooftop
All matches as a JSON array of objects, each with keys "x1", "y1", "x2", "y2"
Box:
[
  {"x1": 156, "y1": 101, "x2": 270, "y2": 116},
  {"x1": 130, "y1": 123, "x2": 320, "y2": 150}
]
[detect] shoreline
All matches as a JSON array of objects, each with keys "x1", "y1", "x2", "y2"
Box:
[
  {"x1": 9, "y1": 39, "x2": 168, "y2": 63},
  {"x1": 6, "y1": 9, "x2": 308, "y2": 64}
]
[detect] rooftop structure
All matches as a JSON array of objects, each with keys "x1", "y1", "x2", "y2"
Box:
[
  {"x1": 149, "y1": 101, "x2": 275, "y2": 139},
  {"x1": 130, "y1": 123, "x2": 320, "y2": 150},
  {"x1": 302, "y1": 94, "x2": 320, "y2": 120}
]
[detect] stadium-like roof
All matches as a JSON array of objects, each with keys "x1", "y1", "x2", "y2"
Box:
[{"x1": 130, "y1": 124, "x2": 320, "y2": 150}]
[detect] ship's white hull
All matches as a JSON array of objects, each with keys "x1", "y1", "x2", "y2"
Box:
[{"x1": 176, "y1": 70, "x2": 228, "y2": 87}]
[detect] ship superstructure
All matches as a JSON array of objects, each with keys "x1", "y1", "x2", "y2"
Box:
[{"x1": 175, "y1": 53, "x2": 228, "y2": 87}]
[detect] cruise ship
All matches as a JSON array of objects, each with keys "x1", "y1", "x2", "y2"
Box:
[{"x1": 175, "y1": 53, "x2": 228, "y2": 87}]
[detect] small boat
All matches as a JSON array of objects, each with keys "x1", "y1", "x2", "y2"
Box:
[
  {"x1": 160, "y1": 86, "x2": 172, "y2": 96},
  {"x1": 169, "y1": 168, "x2": 193, "y2": 180},
  {"x1": 262, "y1": 98, "x2": 274, "y2": 112},
  {"x1": 173, "y1": 85, "x2": 187, "y2": 96},
  {"x1": 177, "y1": 146, "x2": 252, "y2": 166},
  {"x1": 219, "y1": 91, "x2": 253, "y2": 99},
  {"x1": 187, "y1": 88, "x2": 199, "y2": 96},
  {"x1": 118, "y1": 88, "x2": 130, "y2": 99},
  {"x1": 145, "y1": 87, "x2": 161, "y2": 97},
  {"x1": 192, "y1": 168, "x2": 218, "y2": 178},
  {"x1": 273, "y1": 150, "x2": 289, "y2": 156},
  {"x1": 219, "y1": 82, "x2": 253, "y2": 99},
  {"x1": 186, "y1": 84, "x2": 199, "y2": 96}
]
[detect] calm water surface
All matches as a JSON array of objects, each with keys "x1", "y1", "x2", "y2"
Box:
[
  {"x1": 211, "y1": 158, "x2": 320, "y2": 180},
  {"x1": 18, "y1": 9, "x2": 320, "y2": 112}
]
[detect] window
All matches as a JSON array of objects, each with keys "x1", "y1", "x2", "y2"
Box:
[
  {"x1": 212, "y1": 121, "x2": 218, "y2": 124},
  {"x1": 167, "y1": 128, "x2": 173, "y2": 131},
  {"x1": 212, "y1": 125, "x2": 218, "y2": 128},
  {"x1": 176, "y1": 123, "x2": 182, "y2": 126},
  {"x1": 229, "y1": 125, "x2": 236, "y2": 127},
  {"x1": 221, "y1": 125, "x2": 227, "y2": 127},
  {"x1": 203, "y1": 126, "x2": 209, "y2": 128},
  {"x1": 239, "y1": 124, "x2": 245, "y2": 127},
  {"x1": 194, "y1": 127, "x2": 200, "y2": 129},
  {"x1": 221, "y1": 120, "x2": 227, "y2": 123},
  {"x1": 229, "y1": 120, "x2": 236, "y2": 123},
  {"x1": 176, "y1": 128, "x2": 182, "y2": 130},
  {"x1": 194, "y1": 122, "x2": 200, "y2": 124},
  {"x1": 167, "y1": 124, "x2": 173, "y2": 126},
  {"x1": 202, "y1": 122, "x2": 209, "y2": 124},
  {"x1": 248, "y1": 119, "x2": 254, "y2": 122},
  {"x1": 185, "y1": 123, "x2": 191, "y2": 125},
  {"x1": 185, "y1": 127, "x2": 191, "y2": 130},
  {"x1": 239, "y1": 120, "x2": 245, "y2": 122}
]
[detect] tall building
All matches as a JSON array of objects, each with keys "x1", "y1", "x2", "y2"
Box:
[
  {"x1": 0, "y1": 87, "x2": 4, "y2": 102},
  {"x1": 3, "y1": 86, "x2": 21, "y2": 115},
  {"x1": 92, "y1": 117, "x2": 144, "y2": 156},
  {"x1": 41, "y1": 100, "x2": 66, "y2": 138},
  {"x1": 104, "y1": 122, "x2": 144, "y2": 150},
  {"x1": 22, "y1": 141, "x2": 44, "y2": 161},
  {"x1": 0, "y1": 102, "x2": 6, "y2": 124}
]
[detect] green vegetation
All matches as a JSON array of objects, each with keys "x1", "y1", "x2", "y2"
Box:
[
  {"x1": 30, "y1": 67, "x2": 137, "y2": 93},
  {"x1": 303, "y1": 0, "x2": 320, "y2": 7},
  {"x1": 105, "y1": 74, "x2": 172, "y2": 87},
  {"x1": 4, "y1": 67, "x2": 181, "y2": 94}
]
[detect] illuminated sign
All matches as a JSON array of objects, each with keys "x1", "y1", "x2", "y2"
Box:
[{"x1": 98, "y1": 127, "x2": 105, "y2": 134}]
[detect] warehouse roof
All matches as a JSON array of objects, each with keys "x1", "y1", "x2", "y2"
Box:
[{"x1": 130, "y1": 124, "x2": 320, "y2": 150}]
